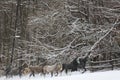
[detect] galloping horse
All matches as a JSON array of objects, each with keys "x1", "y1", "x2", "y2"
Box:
[
  {"x1": 43, "y1": 63, "x2": 62, "y2": 77},
  {"x1": 22, "y1": 66, "x2": 44, "y2": 77},
  {"x1": 62, "y1": 57, "x2": 79, "y2": 74},
  {"x1": 62, "y1": 56, "x2": 88, "y2": 74}
]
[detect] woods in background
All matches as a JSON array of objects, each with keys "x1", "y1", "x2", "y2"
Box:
[{"x1": 0, "y1": 0, "x2": 120, "y2": 76}]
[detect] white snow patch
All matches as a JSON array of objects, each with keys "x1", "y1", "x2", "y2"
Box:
[{"x1": 0, "y1": 70, "x2": 120, "y2": 80}]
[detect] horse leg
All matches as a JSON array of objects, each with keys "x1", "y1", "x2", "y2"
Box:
[
  {"x1": 82, "y1": 63, "x2": 86, "y2": 73},
  {"x1": 29, "y1": 73, "x2": 32, "y2": 77},
  {"x1": 33, "y1": 72, "x2": 35, "y2": 77},
  {"x1": 82, "y1": 68, "x2": 86, "y2": 73},
  {"x1": 55, "y1": 72, "x2": 58, "y2": 76},
  {"x1": 71, "y1": 66, "x2": 77, "y2": 72},
  {"x1": 30, "y1": 71, "x2": 35, "y2": 77},
  {"x1": 74, "y1": 67, "x2": 78, "y2": 71},
  {"x1": 51, "y1": 72, "x2": 53, "y2": 77},
  {"x1": 65, "y1": 68, "x2": 68, "y2": 74},
  {"x1": 43, "y1": 72, "x2": 46, "y2": 77},
  {"x1": 43, "y1": 71, "x2": 46, "y2": 77},
  {"x1": 56, "y1": 72, "x2": 58, "y2": 76}
]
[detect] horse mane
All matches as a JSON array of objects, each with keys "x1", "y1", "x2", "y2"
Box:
[{"x1": 71, "y1": 57, "x2": 78, "y2": 65}]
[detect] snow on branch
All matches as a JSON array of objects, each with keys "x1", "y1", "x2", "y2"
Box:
[
  {"x1": 45, "y1": 36, "x2": 80, "y2": 60},
  {"x1": 70, "y1": 43, "x2": 86, "y2": 49},
  {"x1": 31, "y1": 36, "x2": 52, "y2": 54},
  {"x1": 40, "y1": 1, "x2": 52, "y2": 10},
  {"x1": 68, "y1": 18, "x2": 80, "y2": 34},
  {"x1": 86, "y1": 18, "x2": 120, "y2": 57}
]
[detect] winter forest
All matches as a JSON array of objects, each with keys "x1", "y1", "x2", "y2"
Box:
[{"x1": 0, "y1": 0, "x2": 120, "y2": 78}]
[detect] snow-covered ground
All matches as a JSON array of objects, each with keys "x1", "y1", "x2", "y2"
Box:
[{"x1": 0, "y1": 70, "x2": 120, "y2": 80}]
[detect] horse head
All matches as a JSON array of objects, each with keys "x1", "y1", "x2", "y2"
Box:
[
  {"x1": 22, "y1": 67, "x2": 31, "y2": 75},
  {"x1": 77, "y1": 56, "x2": 87, "y2": 73},
  {"x1": 56, "y1": 63, "x2": 63, "y2": 72}
]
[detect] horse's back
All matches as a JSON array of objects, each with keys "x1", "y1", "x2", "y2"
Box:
[
  {"x1": 43, "y1": 64, "x2": 55, "y2": 73},
  {"x1": 22, "y1": 66, "x2": 43, "y2": 76},
  {"x1": 43, "y1": 63, "x2": 62, "y2": 74},
  {"x1": 30, "y1": 66, "x2": 43, "y2": 72}
]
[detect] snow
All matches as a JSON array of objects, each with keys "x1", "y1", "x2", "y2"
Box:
[{"x1": 0, "y1": 70, "x2": 120, "y2": 80}]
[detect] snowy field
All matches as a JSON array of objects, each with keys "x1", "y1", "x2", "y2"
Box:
[{"x1": 0, "y1": 70, "x2": 120, "y2": 80}]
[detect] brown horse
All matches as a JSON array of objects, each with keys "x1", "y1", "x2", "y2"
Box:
[
  {"x1": 22, "y1": 66, "x2": 44, "y2": 77},
  {"x1": 43, "y1": 63, "x2": 62, "y2": 77}
]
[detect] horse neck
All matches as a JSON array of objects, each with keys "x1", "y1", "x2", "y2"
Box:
[
  {"x1": 71, "y1": 58, "x2": 78, "y2": 65},
  {"x1": 55, "y1": 64, "x2": 61, "y2": 70}
]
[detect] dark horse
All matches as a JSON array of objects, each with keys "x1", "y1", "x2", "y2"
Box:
[
  {"x1": 62, "y1": 56, "x2": 88, "y2": 74},
  {"x1": 62, "y1": 57, "x2": 79, "y2": 74}
]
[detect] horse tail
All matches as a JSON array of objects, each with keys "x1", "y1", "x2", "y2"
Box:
[{"x1": 61, "y1": 64, "x2": 65, "y2": 72}]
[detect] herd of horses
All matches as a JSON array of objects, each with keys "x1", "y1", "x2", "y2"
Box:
[{"x1": 21, "y1": 56, "x2": 88, "y2": 77}]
